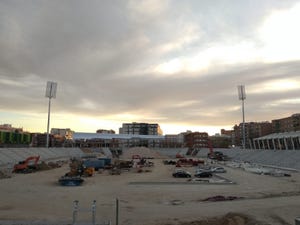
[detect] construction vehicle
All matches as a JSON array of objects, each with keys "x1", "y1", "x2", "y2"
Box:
[
  {"x1": 58, "y1": 176, "x2": 84, "y2": 186},
  {"x1": 175, "y1": 158, "x2": 204, "y2": 167},
  {"x1": 13, "y1": 156, "x2": 40, "y2": 173},
  {"x1": 59, "y1": 158, "x2": 95, "y2": 186},
  {"x1": 65, "y1": 158, "x2": 95, "y2": 177},
  {"x1": 82, "y1": 158, "x2": 112, "y2": 171},
  {"x1": 207, "y1": 140, "x2": 228, "y2": 161},
  {"x1": 113, "y1": 159, "x2": 132, "y2": 169},
  {"x1": 175, "y1": 152, "x2": 185, "y2": 158}
]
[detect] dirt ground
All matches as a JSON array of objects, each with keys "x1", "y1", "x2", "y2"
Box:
[{"x1": 1, "y1": 149, "x2": 300, "y2": 225}]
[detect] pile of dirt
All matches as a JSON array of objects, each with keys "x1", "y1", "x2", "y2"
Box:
[
  {"x1": 121, "y1": 147, "x2": 165, "y2": 159},
  {"x1": 80, "y1": 148, "x2": 94, "y2": 153},
  {"x1": 176, "y1": 213, "x2": 266, "y2": 225},
  {"x1": 0, "y1": 169, "x2": 11, "y2": 179},
  {"x1": 202, "y1": 195, "x2": 244, "y2": 202},
  {"x1": 37, "y1": 161, "x2": 64, "y2": 171}
]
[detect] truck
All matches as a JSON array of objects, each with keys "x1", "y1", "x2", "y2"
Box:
[{"x1": 83, "y1": 158, "x2": 112, "y2": 171}]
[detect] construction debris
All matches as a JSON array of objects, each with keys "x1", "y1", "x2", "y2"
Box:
[
  {"x1": 110, "y1": 167, "x2": 121, "y2": 175},
  {"x1": 178, "y1": 213, "x2": 263, "y2": 225},
  {"x1": 37, "y1": 161, "x2": 64, "y2": 171},
  {"x1": 226, "y1": 161, "x2": 292, "y2": 177},
  {"x1": 202, "y1": 195, "x2": 244, "y2": 202},
  {"x1": 0, "y1": 169, "x2": 11, "y2": 179},
  {"x1": 176, "y1": 158, "x2": 205, "y2": 167}
]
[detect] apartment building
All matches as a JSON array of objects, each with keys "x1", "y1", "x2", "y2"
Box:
[
  {"x1": 119, "y1": 122, "x2": 163, "y2": 135},
  {"x1": 272, "y1": 114, "x2": 300, "y2": 133},
  {"x1": 184, "y1": 131, "x2": 209, "y2": 154},
  {"x1": 159, "y1": 134, "x2": 185, "y2": 148},
  {"x1": 233, "y1": 122, "x2": 272, "y2": 148}
]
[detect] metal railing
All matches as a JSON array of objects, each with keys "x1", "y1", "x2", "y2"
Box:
[{"x1": 72, "y1": 200, "x2": 111, "y2": 225}]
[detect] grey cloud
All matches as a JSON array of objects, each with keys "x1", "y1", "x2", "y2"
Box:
[
  {"x1": 66, "y1": 60, "x2": 300, "y2": 123},
  {"x1": 1, "y1": 1, "x2": 300, "y2": 132}
]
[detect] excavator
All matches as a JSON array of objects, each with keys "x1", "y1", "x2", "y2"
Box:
[
  {"x1": 207, "y1": 140, "x2": 228, "y2": 161},
  {"x1": 13, "y1": 156, "x2": 40, "y2": 173}
]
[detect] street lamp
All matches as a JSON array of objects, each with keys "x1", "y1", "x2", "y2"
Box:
[
  {"x1": 45, "y1": 81, "x2": 57, "y2": 148},
  {"x1": 237, "y1": 85, "x2": 246, "y2": 149}
]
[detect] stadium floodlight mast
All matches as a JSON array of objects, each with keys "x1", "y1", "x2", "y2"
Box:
[
  {"x1": 45, "y1": 81, "x2": 57, "y2": 148},
  {"x1": 237, "y1": 85, "x2": 246, "y2": 150}
]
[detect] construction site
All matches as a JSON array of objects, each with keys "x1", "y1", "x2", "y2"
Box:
[{"x1": 1, "y1": 147, "x2": 300, "y2": 225}]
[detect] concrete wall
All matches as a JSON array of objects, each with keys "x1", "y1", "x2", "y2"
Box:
[{"x1": 0, "y1": 147, "x2": 84, "y2": 168}]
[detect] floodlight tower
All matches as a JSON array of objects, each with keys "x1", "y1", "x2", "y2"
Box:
[
  {"x1": 45, "y1": 81, "x2": 57, "y2": 148},
  {"x1": 237, "y1": 85, "x2": 246, "y2": 150}
]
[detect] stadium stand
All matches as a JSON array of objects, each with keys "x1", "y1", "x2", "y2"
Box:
[
  {"x1": 0, "y1": 148, "x2": 84, "y2": 168},
  {"x1": 196, "y1": 148, "x2": 300, "y2": 170}
]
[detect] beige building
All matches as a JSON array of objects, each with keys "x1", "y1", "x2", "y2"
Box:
[{"x1": 51, "y1": 128, "x2": 74, "y2": 139}]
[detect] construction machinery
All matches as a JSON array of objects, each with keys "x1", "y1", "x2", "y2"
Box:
[
  {"x1": 13, "y1": 156, "x2": 40, "y2": 173},
  {"x1": 58, "y1": 176, "x2": 84, "y2": 186},
  {"x1": 65, "y1": 158, "x2": 95, "y2": 177},
  {"x1": 59, "y1": 158, "x2": 95, "y2": 186},
  {"x1": 207, "y1": 141, "x2": 228, "y2": 161},
  {"x1": 175, "y1": 158, "x2": 204, "y2": 167}
]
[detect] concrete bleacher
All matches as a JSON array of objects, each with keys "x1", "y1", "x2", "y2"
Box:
[
  {"x1": 196, "y1": 148, "x2": 300, "y2": 170},
  {"x1": 155, "y1": 148, "x2": 189, "y2": 158},
  {"x1": 0, "y1": 147, "x2": 84, "y2": 168},
  {"x1": 2, "y1": 147, "x2": 300, "y2": 171}
]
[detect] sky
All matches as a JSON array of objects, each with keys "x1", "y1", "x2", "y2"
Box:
[{"x1": 1, "y1": 0, "x2": 300, "y2": 135}]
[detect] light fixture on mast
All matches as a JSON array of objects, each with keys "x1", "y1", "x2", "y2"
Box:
[
  {"x1": 45, "y1": 81, "x2": 57, "y2": 148},
  {"x1": 237, "y1": 85, "x2": 246, "y2": 150}
]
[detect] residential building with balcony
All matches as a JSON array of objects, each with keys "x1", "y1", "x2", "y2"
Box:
[
  {"x1": 272, "y1": 113, "x2": 300, "y2": 133},
  {"x1": 184, "y1": 131, "x2": 209, "y2": 155},
  {"x1": 119, "y1": 122, "x2": 163, "y2": 135},
  {"x1": 233, "y1": 122, "x2": 272, "y2": 148}
]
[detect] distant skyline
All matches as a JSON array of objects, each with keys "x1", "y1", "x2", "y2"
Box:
[
  {"x1": 1, "y1": 112, "x2": 297, "y2": 136},
  {"x1": 1, "y1": 1, "x2": 300, "y2": 135}
]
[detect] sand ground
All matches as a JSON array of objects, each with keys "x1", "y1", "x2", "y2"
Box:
[{"x1": 0, "y1": 157, "x2": 300, "y2": 225}]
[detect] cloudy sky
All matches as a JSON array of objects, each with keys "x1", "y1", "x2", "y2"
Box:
[{"x1": 1, "y1": 0, "x2": 300, "y2": 135}]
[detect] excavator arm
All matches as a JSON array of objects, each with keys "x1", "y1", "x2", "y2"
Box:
[{"x1": 13, "y1": 155, "x2": 40, "y2": 173}]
